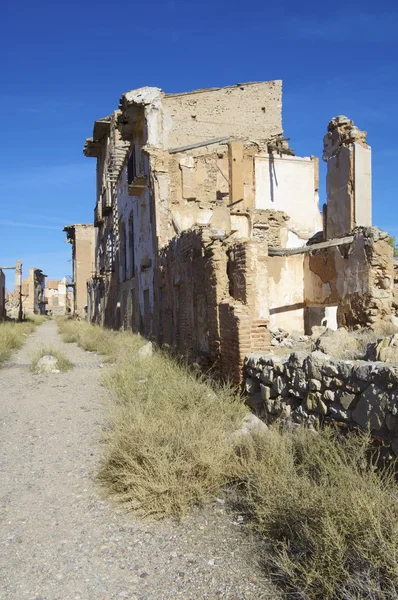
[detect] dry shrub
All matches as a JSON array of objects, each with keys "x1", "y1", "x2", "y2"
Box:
[
  {"x1": 237, "y1": 427, "x2": 398, "y2": 599},
  {"x1": 0, "y1": 319, "x2": 37, "y2": 364},
  {"x1": 57, "y1": 318, "x2": 143, "y2": 362},
  {"x1": 99, "y1": 352, "x2": 246, "y2": 517},
  {"x1": 314, "y1": 325, "x2": 398, "y2": 361}
]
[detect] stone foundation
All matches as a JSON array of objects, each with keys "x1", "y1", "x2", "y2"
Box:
[{"x1": 245, "y1": 351, "x2": 398, "y2": 456}]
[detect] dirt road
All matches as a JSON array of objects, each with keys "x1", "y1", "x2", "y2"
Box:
[{"x1": 0, "y1": 320, "x2": 274, "y2": 600}]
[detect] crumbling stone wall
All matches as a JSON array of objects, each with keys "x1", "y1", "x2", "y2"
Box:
[
  {"x1": 154, "y1": 230, "x2": 270, "y2": 381},
  {"x1": 245, "y1": 352, "x2": 398, "y2": 457},
  {"x1": 163, "y1": 81, "x2": 283, "y2": 148},
  {"x1": 305, "y1": 228, "x2": 393, "y2": 329},
  {"x1": 323, "y1": 116, "x2": 372, "y2": 239}
]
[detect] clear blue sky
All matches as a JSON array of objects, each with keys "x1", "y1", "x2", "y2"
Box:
[{"x1": 1, "y1": 0, "x2": 397, "y2": 289}]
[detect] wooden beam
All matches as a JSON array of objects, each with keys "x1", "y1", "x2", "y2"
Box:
[{"x1": 268, "y1": 235, "x2": 354, "y2": 257}]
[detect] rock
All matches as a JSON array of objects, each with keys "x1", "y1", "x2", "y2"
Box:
[
  {"x1": 352, "y1": 384, "x2": 387, "y2": 430},
  {"x1": 305, "y1": 392, "x2": 320, "y2": 412},
  {"x1": 337, "y1": 391, "x2": 356, "y2": 410},
  {"x1": 374, "y1": 334, "x2": 398, "y2": 363},
  {"x1": 280, "y1": 339, "x2": 294, "y2": 348},
  {"x1": 229, "y1": 413, "x2": 268, "y2": 444},
  {"x1": 260, "y1": 366, "x2": 274, "y2": 385},
  {"x1": 265, "y1": 396, "x2": 282, "y2": 415},
  {"x1": 309, "y1": 378, "x2": 322, "y2": 392},
  {"x1": 290, "y1": 330, "x2": 301, "y2": 342},
  {"x1": 316, "y1": 399, "x2": 328, "y2": 415},
  {"x1": 386, "y1": 391, "x2": 398, "y2": 415},
  {"x1": 391, "y1": 438, "x2": 398, "y2": 456},
  {"x1": 293, "y1": 369, "x2": 308, "y2": 394},
  {"x1": 272, "y1": 375, "x2": 288, "y2": 396},
  {"x1": 323, "y1": 390, "x2": 335, "y2": 403},
  {"x1": 36, "y1": 354, "x2": 58, "y2": 373},
  {"x1": 323, "y1": 376, "x2": 343, "y2": 389},
  {"x1": 137, "y1": 341, "x2": 153, "y2": 360},
  {"x1": 386, "y1": 413, "x2": 398, "y2": 432},
  {"x1": 328, "y1": 403, "x2": 349, "y2": 421},
  {"x1": 311, "y1": 325, "x2": 327, "y2": 339},
  {"x1": 321, "y1": 362, "x2": 339, "y2": 377},
  {"x1": 260, "y1": 384, "x2": 273, "y2": 401},
  {"x1": 270, "y1": 338, "x2": 280, "y2": 347},
  {"x1": 241, "y1": 413, "x2": 269, "y2": 433},
  {"x1": 245, "y1": 392, "x2": 264, "y2": 415},
  {"x1": 304, "y1": 351, "x2": 331, "y2": 380},
  {"x1": 244, "y1": 377, "x2": 259, "y2": 395}
]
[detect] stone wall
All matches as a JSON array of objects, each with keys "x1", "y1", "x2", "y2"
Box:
[{"x1": 245, "y1": 351, "x2": 398, "y2": 456}]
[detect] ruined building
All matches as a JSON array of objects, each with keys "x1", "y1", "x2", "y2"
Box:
[
  {"x1": 69, "y1": 81, "x2": 393, "y2": 381},
  {"x1": 21, "y1": 268, "x2": 47, "y2": 316},
  {"x1": 63, "y1": 224, "x2": 95, "y2": 317},
  {"x1": 44, "y1": 278, "x2": 72, "y2": 316}
]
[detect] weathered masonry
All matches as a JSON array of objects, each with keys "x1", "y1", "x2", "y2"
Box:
[
  {"x1": 63, "y1": 224, "x2": 95, "y2": 317},
  {"x1": 72, "y1": 81, "x2": 394, "y2": 382}
]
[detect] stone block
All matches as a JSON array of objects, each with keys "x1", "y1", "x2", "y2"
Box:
[
  {"x1": 337, "y1": 391, "x2": 356, "y2": 410},
  {"x1": 352, "y1": 384, "x2": 387, "y2": 430}
]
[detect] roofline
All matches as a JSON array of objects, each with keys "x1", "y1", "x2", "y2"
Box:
[{"x1": 165, "y1": 80, "x2": 282, "y2": 98}]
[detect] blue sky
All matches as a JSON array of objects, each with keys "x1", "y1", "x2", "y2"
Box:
[{"x1": 1, "y1": 0, "x2": 397, "y2": 289}]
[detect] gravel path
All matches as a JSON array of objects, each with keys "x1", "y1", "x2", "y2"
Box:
[{"x1": 0, "y1": 321, "x2": 276, "y2": 600}]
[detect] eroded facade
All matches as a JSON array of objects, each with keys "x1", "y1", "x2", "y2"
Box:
[{"x1": 79, "y1": 81, "x2": 393, "y2": 382}]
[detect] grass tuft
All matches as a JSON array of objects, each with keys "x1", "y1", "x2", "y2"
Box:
[
  {"x1": 0, "y1": 319, "x2": 38, "y2": 365},
  {"x1": 30, "y1": 346, "x2": 73, "y2": 373}
]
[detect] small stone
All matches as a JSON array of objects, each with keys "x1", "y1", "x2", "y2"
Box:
[
  {"x1": 309, "y1": 379, "x2": 321, "y2": 392},
  {"x1": 244, "y1": 377, "x2": 259, "y2": 395},
  {"x1": 337, "y1": 391, "x2": 356, "y2": 410},
  {"x1": 323, "y1": 390, "x2": 335, "y2": 403},
  {"x1": 260, "y1": 384, "x2": 272, "y2": 401},
  {"x1": 317, "y1": 399, "x2": 328, "y2": 415},
  {"x1": 386, "y1": 413, "x2": 398, "y2": 433},
  {"x1": 137, "y1": 342, "x2": 152, "y2": 360},
  {"x1": 272, "y1": 375, "x2": 288, "y2": 396},
  {"x1": 306, "y1": 392, "x2": 320, "y2": 412}
]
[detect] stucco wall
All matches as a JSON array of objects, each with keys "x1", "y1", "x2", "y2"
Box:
[
  {"x1": 268, "y1": 255, "x2": 305, "y2": 332},
  {"x1": 255, "y1": 154, "x2": 322, "y2": 241},
  {"x1": 163, "y1": 81, "x2": 282, "y2": 148}
]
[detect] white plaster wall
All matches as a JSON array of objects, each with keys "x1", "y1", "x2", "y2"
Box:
[
  {"x1": 354, "y1": 143, "x2": 372, "y2": 227},
  {"x1": 268, "y1": 255, "x2": 305, "y2": 332},
  {"x1": 255, "y1": 155, "x2": 322, "y2": 240}
]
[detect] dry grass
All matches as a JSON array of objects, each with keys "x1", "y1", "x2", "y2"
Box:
[
  {"x1": 0, "y1": 319, "x2": 39, "y2": 364},
  {"x1": 60, "y1": 319, "x2": 398, "y2": 599},
  {"x1": 30, "y1": 346, "x2": 73, "y2": 373},
  {"x1": 57, "y1": 317, "x2": 143, "y2": 362},
  {"x1": 236, "y1": 427, "x2": 398, "y2": 599},
  {"x1": 313, "y1": 323, "x2": 398, "y2": 361}
]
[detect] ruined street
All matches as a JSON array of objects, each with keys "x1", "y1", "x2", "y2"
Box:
[{"x1": 0, "y1": 321, "x2": 274, "y2": 600}]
